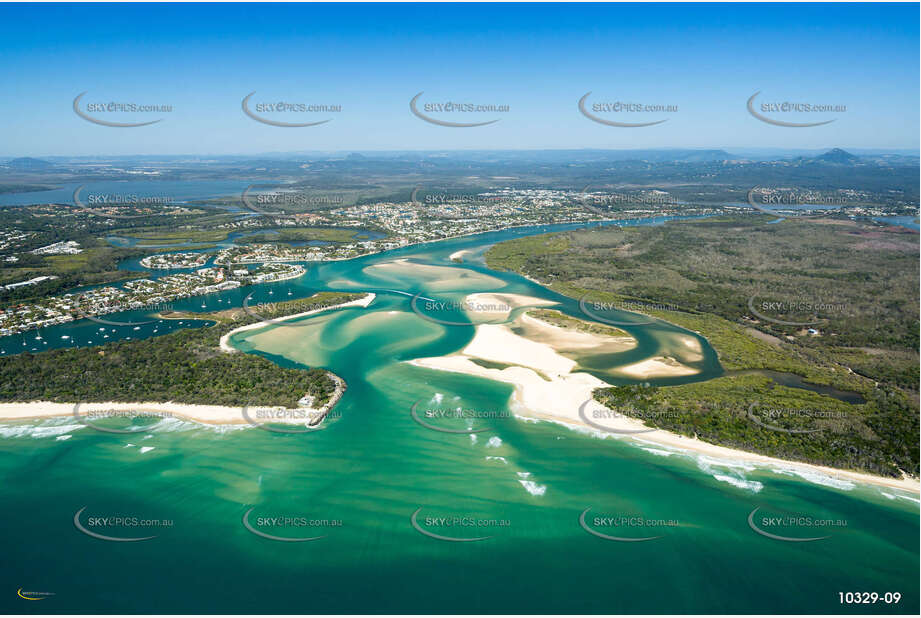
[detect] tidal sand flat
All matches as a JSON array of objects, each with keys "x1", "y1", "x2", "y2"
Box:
[
  {"x1": 219, "y1": 293, "x2": 376, "y2": 353},
  {"x1": 236, "y1": 304, "x2": 449, "y2": 370},
  {"x1": 408, "y1": 306, "x2": 695, "y2": 426},
  {"x1": 364, "y1": 258, "x2": 506, "y2": 291},
  {"x1": 615, "y1": 356, "x2": 701, "y2": 379},
  {"x1": 409, "y1": 310, "x2": 631, "y2": 423},
  {"x1": 408, "y1": 310, "x2": 917, "y2": 494},
  {"x1": 513, "y1": 311, "x2": 637, "y2": 353},
  {"x1": 462, "y1": 292, "x2": 557, "y2": 322}
]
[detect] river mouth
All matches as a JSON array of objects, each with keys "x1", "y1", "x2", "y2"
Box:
[
  {"x1": 2, "y1": 216, "x2": 719, "y2": 358},
  {"x1": 1, "y1": 217, "x2": 917, "y2": 615}
]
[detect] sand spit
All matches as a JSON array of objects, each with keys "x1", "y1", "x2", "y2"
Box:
[
  {"x1": 219, "y1": 293, "x2": 375, "y2": 353},
  {"x1": 408, "y1": 317, "x2": 918, "y2": 494}
]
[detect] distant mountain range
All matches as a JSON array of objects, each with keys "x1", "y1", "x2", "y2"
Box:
[
  {"x1": 4, "y1": 149, "x2": 917, "y2": 168},
  {"x1": 225, "y1": 148, "x2": 914, "y2": 170}
]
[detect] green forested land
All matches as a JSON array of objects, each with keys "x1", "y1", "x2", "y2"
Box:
[
  {"x1": 240, "y1": 227, "x2": 367, "y2": 244},
  {"x1": 486, "y1": 215, "x2": 919, "y2": 477},
  {"x1": 594, "y1": 377, "x2": 917, "y2": 478},
  {"x1": 0, "y1": 292, "x2": 362, "y2": 408},
  {"x1": 118, "y1": 229, "x2": 233, "y2": 242},
  {"x1": 488, "y1": 216, "x2": 918, "y2": 346},
  {"x1": 527, "y1": 308, "x2": 628, "y2": 338}
]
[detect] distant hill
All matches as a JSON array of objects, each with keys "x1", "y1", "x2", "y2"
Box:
[
  {"x1": 814, "y1": 148, "x2": 862, "y2": 164},
  {"x1": 5, "y1": 157, "x2": 55, "y2": 170},
  {"x1": 793, "y1": 148, "x2": 863, "y2": 166},
  {"x1": 666, "y1": 149, "x2": 734, "y2": 163}
]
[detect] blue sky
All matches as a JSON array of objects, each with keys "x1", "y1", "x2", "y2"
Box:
[{"x1": 0, "y1": 2, "x2": 917, "y2": 156}]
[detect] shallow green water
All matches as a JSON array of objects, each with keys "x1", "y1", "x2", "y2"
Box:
[{"x1": 2, "y1": 221, "x2": 918, "y2": 614}]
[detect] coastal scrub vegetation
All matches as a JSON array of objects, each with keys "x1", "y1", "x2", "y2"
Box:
[
  {"x1": 0, "y1": 292, "x2": 362, "y2": 408},
  {"x1": 486, "y1": 215, "x2": 919, "y2": 477}
]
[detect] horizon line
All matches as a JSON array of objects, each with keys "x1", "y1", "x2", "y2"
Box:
[{"x1": 4, "y1": 147, "x2": 919, "y2": 160}]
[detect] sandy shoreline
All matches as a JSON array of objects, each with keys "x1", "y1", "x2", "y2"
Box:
[
  {"x1": 219, "y1": 293, "x2": 375, "y2": 353},
  {"x1": 408, "y1": 310, "x2": 919, "y2": 495},
  {"x1": 0, "y1": 296, "x2": 369, "y2": 427},
  {"x1": 0, "y1": 373, "x2": 347, "y2": 428},
  {"x1": 410, "y1": 356, "x2": 919, "y2": 494},
  {"x1": 0, "y1": 400, "x2": 289, "y2": 426},
  {"x1": 537, "y1": 403, "x2": 920, "y2": 493}
]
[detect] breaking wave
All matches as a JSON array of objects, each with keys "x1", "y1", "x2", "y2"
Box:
[
  {"x1": 0, "y1": 420, "x2": 84, "y2": 439},
  {"x1": 518, "y1": 479, "x2": 547, "y2": 496}
]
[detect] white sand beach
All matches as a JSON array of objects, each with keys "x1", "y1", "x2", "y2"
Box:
[
  {"x1": 408, "y1": 312, "x2": 920, "y2": 494},
  {"x1": 616, "y1": 356, "x2": 700, "y2": 378},
  {"x1": 0, "y1": 375, "x2": 346, "y2": 428},
  {"x1": 0, "y1": 400, "x2": 281, "y2": 425},
  {"x1": 0, "y1": 295, "x2": 366, "y2": 427}
]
